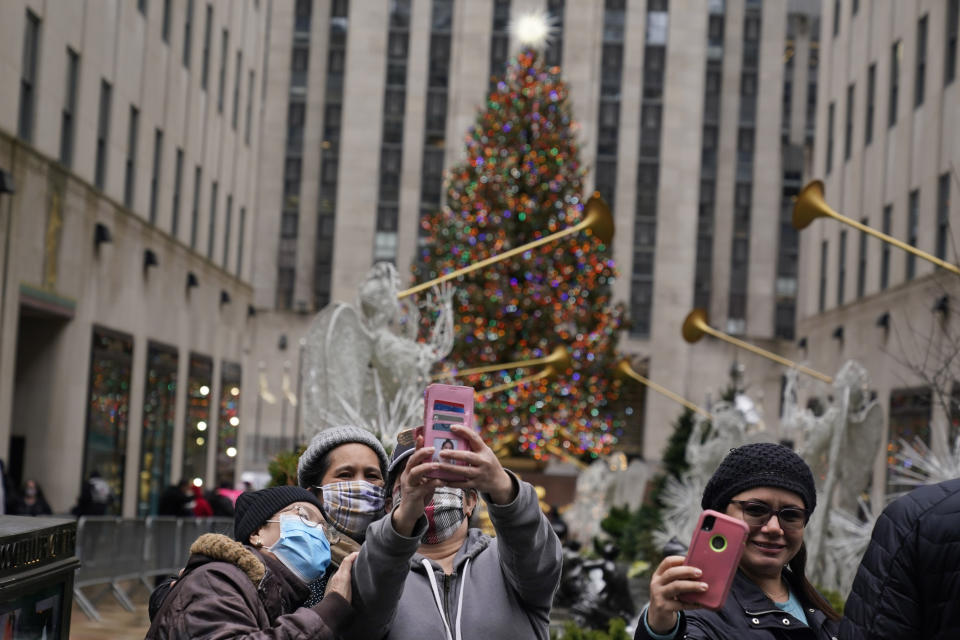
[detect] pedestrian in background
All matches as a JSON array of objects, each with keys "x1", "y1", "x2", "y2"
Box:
[
  {"x1": 840, "y1": 477, "x2": 960, "y2": 639},
  {"x1": 72, "y1": 470, "x2": 114, "y2": 516},
  {"x1": 157, "y1": 479, "x2": 195, "y2": 517},
  {"x1": 12, "y1": 479, "x2": 52, "y2": 516}
]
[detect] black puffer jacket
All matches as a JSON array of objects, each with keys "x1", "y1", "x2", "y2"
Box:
[
  {"x1": 839, "y1": 477, "x2": 960, "y2": 640},
  {"x1": 634, "y1": 571, "x2": 840, "y2": 640}
]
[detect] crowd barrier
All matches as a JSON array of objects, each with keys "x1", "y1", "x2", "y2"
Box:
[{"x1": 73, "y1": 515, "x2": 233, "y2": 622}]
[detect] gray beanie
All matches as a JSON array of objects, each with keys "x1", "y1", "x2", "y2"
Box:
[{"x1": 297, "y1": 425, "x2": 389, "y2": 487}]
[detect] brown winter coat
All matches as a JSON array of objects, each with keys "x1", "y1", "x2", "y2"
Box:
[{"x1": 146, "y1": 533, "x2": 353, "y2": 640}]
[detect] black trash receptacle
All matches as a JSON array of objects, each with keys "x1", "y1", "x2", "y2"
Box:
[{"x1": 0, "y1": 516, "x2": 79, "y2": 639}]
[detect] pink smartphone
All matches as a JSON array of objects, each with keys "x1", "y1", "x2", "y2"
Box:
[
  {"x1": 421, "y1": 383, "x2": 475, "y2": 481},
  {"x1": 678, "y1": 510, "x2": 749, "y2": 610}
]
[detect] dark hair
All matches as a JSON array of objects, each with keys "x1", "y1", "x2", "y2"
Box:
[{"x1": 784, "y1": 543, "x2": 841, "y2": 622}]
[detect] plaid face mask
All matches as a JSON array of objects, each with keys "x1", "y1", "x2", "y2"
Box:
[
  {"x1": 318, "y1": 480, "x2": 386, "y2": 541},
  {"x1": 422, "y1": 487, "x2": 466, "y2": 545}
]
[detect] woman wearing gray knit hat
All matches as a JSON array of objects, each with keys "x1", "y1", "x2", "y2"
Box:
[
  {"x1": 636, "y1": 442, "x2": 841, "y2": 640},
  {"x1": 147, "y1": 486, "x2": 358, "y2": 639},
  {"x1": 294, "y1": 424, "x2": 390, "y2": 625}
]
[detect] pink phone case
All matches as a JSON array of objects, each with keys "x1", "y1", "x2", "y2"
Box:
[
  {"x1": 678, "y1": 510, "x2": 749, "y2": 610},
  {"x1": 421, "y1": 383, "x2": 475, "y2": 481}
]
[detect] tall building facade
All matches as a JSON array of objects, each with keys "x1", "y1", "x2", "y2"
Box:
[
  {"x1": 0, "y1": 0, "x2": 268, "y2": 514},
  {"x1": 250, "y1": 0, "x2": 822, "y2": 463},
  {"x1": 799, "y1": 0, "x2": 960, "y2": 505}
]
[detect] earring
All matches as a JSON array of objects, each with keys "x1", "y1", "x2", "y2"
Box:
[{"x1": 253, "y1": 536, "x2": 263, "y2": 548}]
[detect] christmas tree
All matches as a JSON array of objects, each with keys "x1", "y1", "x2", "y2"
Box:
[{"x1": 415, "y1": 47, "x2": 625, "y2": 460}]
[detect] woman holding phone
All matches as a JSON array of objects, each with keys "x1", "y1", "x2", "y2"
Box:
[
  {"x1": 350, "y1": 423, "x2": 563, "y2": 640},
  {"x1": 636, "y1": 443, "x2": 841, "y2": 640}
]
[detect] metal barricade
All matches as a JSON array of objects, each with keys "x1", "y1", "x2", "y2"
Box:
[
  {"x1": 141, "y1": 516, "x2": 181, "y2": 589},
  {"x1": 74, "y1": 516, "x2": 235, "y2": 621}
]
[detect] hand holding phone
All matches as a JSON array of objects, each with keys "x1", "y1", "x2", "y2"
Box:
[
  {"x1": 421, "y1": 384, "x2": 475, "y2": 482},
  {"x1": 678, "y1": 510, "x2": 749, "y2": 610}
]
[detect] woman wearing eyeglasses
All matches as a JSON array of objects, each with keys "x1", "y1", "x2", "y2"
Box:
[
  {"x1": 636, "y1": 443, "x2": 842, "y2": 640},
  {"x1": 146, "y1": 486, "x2": 358, "y2": 639}
]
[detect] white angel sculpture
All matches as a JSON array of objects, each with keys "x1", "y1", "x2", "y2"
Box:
[{"x1": 301, "y1": 262, "x2": 454, "y2": 445}]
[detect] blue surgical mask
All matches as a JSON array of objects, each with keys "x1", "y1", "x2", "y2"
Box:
[{"x1": 267, "y1": 514, "x2": 332, "y2": 583}]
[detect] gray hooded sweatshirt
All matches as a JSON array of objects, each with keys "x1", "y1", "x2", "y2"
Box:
[{"x1": 350, "y1": 472, "x2": 562, "y2": 640}]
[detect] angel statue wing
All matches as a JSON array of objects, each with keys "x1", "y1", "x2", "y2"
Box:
[{"x1": 302, "y1": 301, "x2": 374, "y2": 435}]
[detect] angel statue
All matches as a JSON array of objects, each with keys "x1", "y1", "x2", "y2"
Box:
[{"x1": 301, "y1": 262, "x2": 455, "y2": 446}]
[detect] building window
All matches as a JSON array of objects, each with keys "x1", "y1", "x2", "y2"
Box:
[
  {"x1": 832, "y1": 0, "x2": 840, "y2": 37},
  {"x1": 232, "y1": 51, "x2": 242, "y2": 129},
  {"x1": 162, "y1": 0, "x2": 172, "y2": 43},
  {"x1": 375, "y1": 0, "x2": 411, "y2": 264},
  {"x1": 84, "y1": 328, "x2": 134, "y2": 515},
  {"x1": 837, "y1": 230, "x2": 847, "y2": 306},
  {"x1": 889, "y1": 40, "x2": 901, "y2": 127},
  {"x1": 865, "y1": 63, "x2": 875, "y2": 146},
  {"x1": 149, "y1": 129, "x2": 163, "y2": 224},
  {"x1": 819, "y1": 240, "x2": 828, "y2": 312},
  {"x1": 215, "y1": 362, "x2": 242, "y2": 487},
  {"x1": 887, "y1": 387, "x2": 933, "y2": 493},
  {"x1": 915, "y1": 15, "x2": 927, "y2": 108},
  {"x1": 138, "y1": 0, "x2": 148, "y2": 15},
  {"x1": 295, "y1": 0, "x2": 312, "y2": 33},
  {"x1": 544, "y1": 0, "x2": 565, "y2": 68},
  {"x1": 937, "y1": 173, "x2": 951, "y2": 260},
  {"x1": 947, "y1": 0, "x2": 959, "y2": 85},
  {"x1": 291, "y1": 44, "x2": 309, "y2": 87},
  {"x1": 844, "y1": 83, "x2": 854, "y2": 161},
  {"x1": 857, "y1": 219, "x2": 868, "y2": 298},
  {"x1": 60, "y1": 48, "x2": 80, "y2": 168},
  {"x1": 223, "y1": 195, "x2": 232, "y2": 268},
  {"x1": 172, "y1": 148, "x2": 183, "y2": 237},
  {"x1": 826, "y1": 101, "x2": 834, "y2": 174},
  {"x1": 18, "y1": 10, "x2": 41, "y2": 143},
  {"x1": 95, "y1": 80, "x2": 113, "y2": 190},
  {"x1": 124, "y1": 105, "x2": 139, "y2": 208},
  {"x1": 418, "y1": 0, "x2": 454, "y2": 257},
  {"x1": 236, "y1": 207, "x2": 246, "y2": 275},
  {"x1": 245, "y1": 70, "x2": 254, "y2": 145},
  {"x1": 489, "y1": 0, "x2": 512, "y2": 87},
  {"x1": 138, "y1": 342, "x2": 178, "y2": 516},
  {"x1": 907, "y1": 189, "x2": 919, "y2": 279},
  {"x1": 183, "y1": 0, "x2": 194, "y2": 67},
  {"x1": 595, "y1": 0, "x2": 627, "y2": 204},
  {"x1": 314, "y1": 0, "x2": 350, "y2": 310},
  {"x1": 190, "y1": 166, "x2": 202, "y2": 249},
  {"x1": 182, "y1": 354, "x2": 213, "y2": 486},
  {"x1": 207, "y1": 180, "x2": 218, "y2": 259},
  {"x1": 881, "y1": 204, "x2": 892, "y2": 289},
  {"x1": 852, "y1": 0, "x2": 859, "y2": 15},
  {"x1": 201, "y1": 3, "x2": 212, "y2": 89},
  {"x1": 218, "y1": 29, "x2": 229, "y2": 113}
]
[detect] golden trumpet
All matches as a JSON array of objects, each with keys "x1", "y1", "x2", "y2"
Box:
[
  {"x1": 433, "y1": 346, "x2": 572, "y2": 380},
  {"x1": 476, "y1": 363, "x2": 564, "y2": 398},
  {"x1": 681, "y1": 309, "x2": 833, "y2": 383},
  {"x1": 793, "y1": 180, "x2": 960, "y2": 276},
  {"x1": 616, "y1": 360, "x2": 712, "y2": 419},
  {"x1": 398, "y1": 193, "x2": 615, "y2": 299}
]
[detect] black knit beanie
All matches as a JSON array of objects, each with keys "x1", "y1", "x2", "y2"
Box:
[
  {"x1": 701, "y1": 442, "x2": 817, "y2": 514},
  {"x1": 234, "y1": 486, "x2": 323, "y2": 544}
]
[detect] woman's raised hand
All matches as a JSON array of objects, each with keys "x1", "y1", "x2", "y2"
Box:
[
  {"x1": 646, "y1": 555, "x2": 709, "y2": 634},
  {"x1": 391, "y1": 435, "x2": 444, "y2": 536}
]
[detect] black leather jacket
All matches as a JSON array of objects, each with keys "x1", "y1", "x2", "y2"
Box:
[{"x1": 635, "y1": 571, "x2": 840, "y2": 640}]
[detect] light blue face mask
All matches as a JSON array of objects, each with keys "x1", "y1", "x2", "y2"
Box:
[{"x1": 267, "y1": 514, "x2": 332, "y2": 583}]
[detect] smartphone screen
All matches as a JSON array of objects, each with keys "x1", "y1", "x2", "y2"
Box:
[{"x1": 430, "y1": 400, "x2": 465, "y2": 460}]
